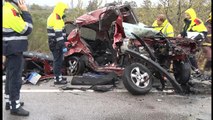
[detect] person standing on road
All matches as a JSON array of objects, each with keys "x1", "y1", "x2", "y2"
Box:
[
  {"x1": 177, "y1": 8, "x2": 208, "y2": 75},
  {"x1": 152, "y1": 14, "x2": 174, "y2": 37},
  {"x1": 3, "y1": 0, "x2": 33, "y2": 116},
  {"x1": 47, "y1": 2, "x2": 68, "y2": 85}
]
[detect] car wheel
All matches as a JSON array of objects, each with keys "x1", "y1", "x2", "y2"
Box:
[
  {"x1": 67, "y1": 56, "x2": 85, "y2": 76},
  {"x1": 123, "y1": 63, "x2": 153, "y2": 95},
  {"x1": 173, "y1": 60, "x2": 191, "y2": 85}
]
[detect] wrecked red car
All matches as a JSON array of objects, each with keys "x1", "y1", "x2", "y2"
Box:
[{"x1": 62, "y1": 4, "x2": 195, "y2": 94}]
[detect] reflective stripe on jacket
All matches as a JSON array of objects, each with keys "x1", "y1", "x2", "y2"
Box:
[{"x1": 3, "y1": 2, "x2": 33, "y2": 56}]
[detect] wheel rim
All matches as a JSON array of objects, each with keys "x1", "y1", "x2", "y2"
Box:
[
  {"x1": 67, "y1": 58, "x2": 78, "y2": 75},
  {"x1": 130, "y1": 67, "x2": 150, "y2": 88}
]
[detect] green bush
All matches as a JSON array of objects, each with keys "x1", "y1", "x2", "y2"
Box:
[{"x1": 28, "y1": 10, "x2": 51, "y2": 53}]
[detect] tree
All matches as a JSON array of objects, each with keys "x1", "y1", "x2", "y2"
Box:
[
  {"x1": 136, "y1": 0, "x2": 157, "y2": 25},
  {"x1": 124, "y1": 1, "x2": 137, "y2": 8},
  {"x1": 86, "y1": 0, "x2": 103, "y2": 12},
  {"x1": 66, "y1": 0, "x2": 86, "y2": 20},
  {"x1": 30, "y1": 3, "x2": 43, "y2": 10}
]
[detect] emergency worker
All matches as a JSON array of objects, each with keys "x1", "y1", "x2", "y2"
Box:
[
  {"x1": 47, "y1": 2, "x2": 68, "y2": 84},
  {"x1": 3, "y1": 0, "x2": 33, "y2": 116},
  {"x1": 152, "y1": 14, "x2": 174, "y2": 83},
  {"x1": 177, "y1": 8, "x2": 208, "y2": 75},
  {"x1": 152, "y1": 14, "x2": 174, "y2": 37}
]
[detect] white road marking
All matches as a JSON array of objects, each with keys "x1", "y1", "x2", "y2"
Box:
[
  {"x1": 2, "y1": 89, "x2": 128, "y2": 93},
  {"x1": 2, "y1": 89, "x2": 174, "y2": 93},
  {"x1": 2, "y1": 89, "x2": 88, "y2": 93}
]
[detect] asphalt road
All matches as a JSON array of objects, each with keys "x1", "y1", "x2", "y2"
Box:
[{"x1": 2, "y1": 77, "x2": 212, "y2": 120}]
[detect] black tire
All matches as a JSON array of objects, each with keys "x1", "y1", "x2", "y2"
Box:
[
  {"x1": 67, "y1": 56, "x2": 85, "y2": 76},
  {"x1": 173, "y1": 60, "x2": 191, "y2": 85},
  {"x1": 123, "y1": 63, "x2": 153, "y2": 95}
]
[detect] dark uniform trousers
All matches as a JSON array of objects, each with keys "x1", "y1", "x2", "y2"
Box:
[
  {"x1": 50, "y1": 47, "x2": 63, "y2": 80},
  {"x1": 5, "y1": 52, "x2": 23, "y2": 105}
]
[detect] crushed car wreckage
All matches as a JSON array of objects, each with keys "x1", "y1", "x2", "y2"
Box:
[
  {"x1": 62, "y1": 3, "x2": 198, "y2": 94},
  {"x1": 5, "y1": 4, "x2": 202, "y2": 95}
]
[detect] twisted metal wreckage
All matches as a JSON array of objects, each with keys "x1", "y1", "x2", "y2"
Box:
[{"x1": 4, "y1": 4, "x2": 208, "y2": 95}]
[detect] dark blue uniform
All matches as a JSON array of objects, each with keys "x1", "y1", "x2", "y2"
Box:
[
  {"x1": 3, "y1": 1, "x2": 33, "y2": 112},
  {"x1": 47, "y1": 2, "x2": 68, "y2": 84}
]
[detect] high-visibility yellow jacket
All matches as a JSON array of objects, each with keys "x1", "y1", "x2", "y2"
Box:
[
  {"x1": 152, "y1": 19, "x2": 174, "y2": 37},
  {"x1": 180, "y1": 8, "x2": 207, "y2": 37},
  {"x1": 47, "y1": 2, "x2": 68, "y2": 50},
  {"x1": 3, "y1": 2, "x2": 33, "y2": 56}
]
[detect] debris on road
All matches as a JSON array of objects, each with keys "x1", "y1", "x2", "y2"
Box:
[
  {"x1": 71, "y1": 72, "x2": 118, "y2": 86},
  {"x1": 26, "y1": 72, "x2": 41, "y2": 85}
]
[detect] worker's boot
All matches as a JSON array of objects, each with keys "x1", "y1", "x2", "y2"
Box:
[
  {"x1": 6, "y1": 102, "x2": 24, "y2": 110},
  {"x1": 5, "y1": 94, "x2": 24, "y2": 110},
  {"x1": 54, "y1": 76, "x2": 67, "y2": 85},
  {"x1": 10, "y1": 100, "x2": 29, "y2": 116}
]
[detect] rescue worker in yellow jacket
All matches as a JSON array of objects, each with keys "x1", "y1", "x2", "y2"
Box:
[
  {"x1": 3, "y1": 0, "x2": 33, "y2": 116},
  {"x1": 152, "y1": 14, "x2": 174, "y2": 37},
  {"x1": 177, "y1": 8, "x2": 208, "y2": 75},
  {"x1": 47, "y1": 2, "x2": 68, "y2": 85},
  {"x1": 178, "y1": 8, "x2": 207, "y2": 39}
]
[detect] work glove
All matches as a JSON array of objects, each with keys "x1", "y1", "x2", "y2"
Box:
[{"x1": 62, "y1": 47, "x2": 68, "y2": 53}]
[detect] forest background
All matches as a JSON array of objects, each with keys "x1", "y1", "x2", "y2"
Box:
[{"x1": 27, "y1": 0, "x2": 211, "y2": 53}]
